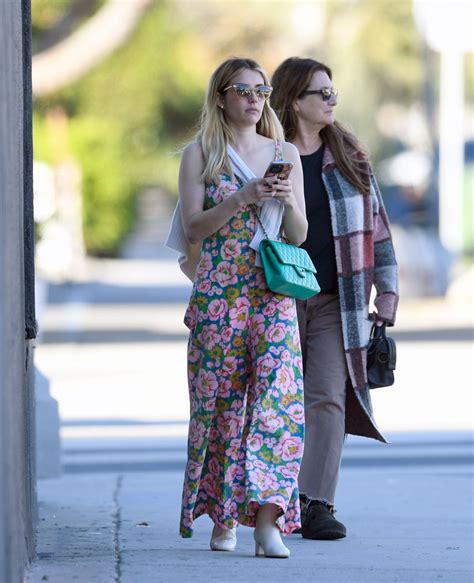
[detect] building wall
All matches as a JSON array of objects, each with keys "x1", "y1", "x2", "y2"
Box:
[{"x1": 0, "y1": 1, "x2": 37, "y2": 581}]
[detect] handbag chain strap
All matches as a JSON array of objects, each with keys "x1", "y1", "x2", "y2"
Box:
[
  {"x1": 249, "y1": 142, "x2": 284, "y2": 242},
  {"x1": 251, "y1": 204, "x2": 271, "y2": 241},
  {"x1": 249, "y1": 140, "x2": 283, "y2": 241}
]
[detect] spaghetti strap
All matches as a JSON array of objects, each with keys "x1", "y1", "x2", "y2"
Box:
[{"x1": 274, "y1": 140, "x2": 284, "y2": 161}]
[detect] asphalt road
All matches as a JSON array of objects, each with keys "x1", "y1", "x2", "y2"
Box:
[{"x1": 36, "y1": 257, "x2": 473, "y2": 441}]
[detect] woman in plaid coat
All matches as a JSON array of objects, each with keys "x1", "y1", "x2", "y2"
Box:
[{"x1": 271, "y1": 57, "x2": 399, "y2": 541}]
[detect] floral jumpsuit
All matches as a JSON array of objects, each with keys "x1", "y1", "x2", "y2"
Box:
[{"x1": 180, "y1": 141, "x2": 304, "y2": 538}]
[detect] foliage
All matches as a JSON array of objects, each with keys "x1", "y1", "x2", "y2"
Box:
[
  {"x1": 33, "y1": 111, "x2": 135, "y2": 256},
  {"x1": 322, "y1": 0, "x2": 424, "y2": 159},
  {"x1": 31, "y1": 0, "x2": 106, "y2": 53},
  {"x1": 31, "y1": 0, "x2": 74, "y2": 33},
  {"x1": 69, "y1": 117, "x2": 135, "y2": 256},
  {"x1": 33, "y1": 1, "x2": 205, "y2": 255},
  {"x1": 67, "y1": 2, "x2": 207, "y2": 190},
  {"x1": 33, "y1": 0, "x2": 471, "y2": 255}
]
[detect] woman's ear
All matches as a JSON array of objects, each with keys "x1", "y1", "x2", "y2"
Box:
[
  {"x1": 217, "y1": 95, "x2": 225, "y2": 110},
  {"x1": 293, "y1": 100, "x2": 300, "y2": 113}
]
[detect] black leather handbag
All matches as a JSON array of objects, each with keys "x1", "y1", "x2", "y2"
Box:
[{"x1": 367, "y1": 323, "x2": 397, "y2": 389}]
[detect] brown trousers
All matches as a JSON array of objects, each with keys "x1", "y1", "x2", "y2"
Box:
[{"x1": 296, "y1": 294, "x2": 348, "y2": 505}]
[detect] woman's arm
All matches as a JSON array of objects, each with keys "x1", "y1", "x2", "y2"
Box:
[
  {"x1": 273, "y1": 142, "x2": 308, "y2": 246},
  {"x1": 179, "y1": 142, "x2": 277, "y2": 244},
  {"x1": 179, "y1": 142, "x2": 241, "y2": 244}
]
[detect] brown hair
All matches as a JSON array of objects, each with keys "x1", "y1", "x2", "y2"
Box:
[{"x1": 271, "y1": 57, "x2": 370, "y2": 195}]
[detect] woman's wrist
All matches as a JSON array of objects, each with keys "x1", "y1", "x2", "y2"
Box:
[
  {"x1": 232, "y1": 190, "x2": 247, "y2": 209},
  {"x1": 282, "y1": 196, "x2": 298, "y2": 213}
]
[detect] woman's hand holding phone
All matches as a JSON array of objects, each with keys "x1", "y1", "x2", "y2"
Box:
[
  {"x1": 233, "y1": 161, "x2": 295, "y2": 207},
  {"x1": 233, "y1": 177, "x2": 276, "y2": 206},
  {"x1": 264, "y1": 161, "x2": 296, "y2": 205}
]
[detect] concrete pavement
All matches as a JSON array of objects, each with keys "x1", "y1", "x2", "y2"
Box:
[
  {"x1": 26, "y1": 256, "x2": 474, "y2": 581},
  {"x1": 26, "y1": 433, "x2": 473, "y2": 582}
]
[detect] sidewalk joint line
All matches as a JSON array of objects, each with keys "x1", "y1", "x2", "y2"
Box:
[{"x1": 113, "y1": 474, "x2": 123, "y2": 582}]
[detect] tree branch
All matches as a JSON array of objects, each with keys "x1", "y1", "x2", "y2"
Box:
[{"x1": 32, "y1": 0, "x2": 152, "y2": 97}]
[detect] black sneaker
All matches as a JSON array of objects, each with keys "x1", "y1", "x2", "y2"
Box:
[{"x1": 301, "y1": 500, "x2": 347, "y2": 540}]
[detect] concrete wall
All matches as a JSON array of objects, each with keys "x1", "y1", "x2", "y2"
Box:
[{"x1": 0, "y1": 1, "x2": 37, "y2": 581}]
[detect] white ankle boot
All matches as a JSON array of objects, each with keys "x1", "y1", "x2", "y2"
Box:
[
  {"x1": 209, "y1": 525, "x2": 237, "y2": 552},
  {"x1": 254, "y1": 504, "x2": 290, "y2": 558},
  {"x1": 254, "y1": 526, "x2": 290, "y2": 558}
]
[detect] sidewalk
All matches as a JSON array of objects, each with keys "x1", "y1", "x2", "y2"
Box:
[
  {"x1": 27, "y1": 257, "x2": 473, "y2": 582},
  {"x1": 26, "y1": 433, "x2": 473, "y2": 583}
]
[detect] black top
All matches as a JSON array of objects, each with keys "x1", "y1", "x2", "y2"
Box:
[{"x1": 300, "y1": 145, "x2": 338, "y2": 294}]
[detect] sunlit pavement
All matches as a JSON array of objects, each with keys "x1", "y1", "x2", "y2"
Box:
[{"x1": 26, "y1": 257, "x2": 474, "y2": 582}]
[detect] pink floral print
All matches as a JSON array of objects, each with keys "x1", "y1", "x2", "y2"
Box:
[{"x1": 180, "y1": 144, "x2": 304, "y2": 538}]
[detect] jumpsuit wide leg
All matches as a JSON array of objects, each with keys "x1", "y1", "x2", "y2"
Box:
[{"x1": 179, "y1": 170, "x2": 304, "y2": 538}]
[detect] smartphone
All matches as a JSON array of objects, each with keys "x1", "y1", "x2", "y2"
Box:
[{"x1": 264, "y1": 161, "x2": 294, "y2": 181}]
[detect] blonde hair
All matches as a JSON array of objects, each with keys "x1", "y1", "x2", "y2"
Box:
[{"x1": 196, "y1": 57, "x2": 284, "y2": 185}]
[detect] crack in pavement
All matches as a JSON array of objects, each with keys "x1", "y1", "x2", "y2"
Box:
[{"x1": 112, "y1": 475, "x2": 123, "y2": 582}]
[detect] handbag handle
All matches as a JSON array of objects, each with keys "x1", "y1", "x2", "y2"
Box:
[{"x1": 370, "y1": 322, "x2": 386, "y2": 341}]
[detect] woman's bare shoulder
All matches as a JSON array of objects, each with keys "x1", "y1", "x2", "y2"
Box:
[
  {"x1": 281, "y1": 141, "x2": 300, "y2": 162},
  {"x1": 180, "y1": 141, "x2": 205, "y2": 175},
  {"x1": 255, "y1": 134, "x2": 276, "y2": 148},
  {"x1": 181, "y1": 140, "x2": 203, "y2": 159}
]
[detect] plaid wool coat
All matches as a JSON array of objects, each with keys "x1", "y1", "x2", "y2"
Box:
[{"x1": 322, "y1": 147, "x2": 399, "y2": 442}]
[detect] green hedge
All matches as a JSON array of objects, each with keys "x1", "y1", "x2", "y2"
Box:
[
  {"x1": 69, "y1": 117, "x2": 135, "y2": 256},
  {"x1": 33, "y1": 113, "x2": 136, "y2": 257}
]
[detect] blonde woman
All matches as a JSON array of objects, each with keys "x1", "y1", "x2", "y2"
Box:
[{"x1": 171, "y1": 57, "x2": 308, "y2": 558}]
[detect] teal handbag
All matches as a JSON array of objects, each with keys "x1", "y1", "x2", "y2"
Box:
[
  {"x1": 253, "y1": 206, "x2": 320, "y2": 300},
  {"x1": 259, "y1": 239, "x2": 321, "y2": 300}
]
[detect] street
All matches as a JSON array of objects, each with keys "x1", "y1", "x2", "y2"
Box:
[{"x1": 26, "y1": 256, "x2": 474, "y2": 582}]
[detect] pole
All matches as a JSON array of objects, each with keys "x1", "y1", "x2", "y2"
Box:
[{"x1": 438, "y1": 51, "x2": 465, "y2": 253}]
